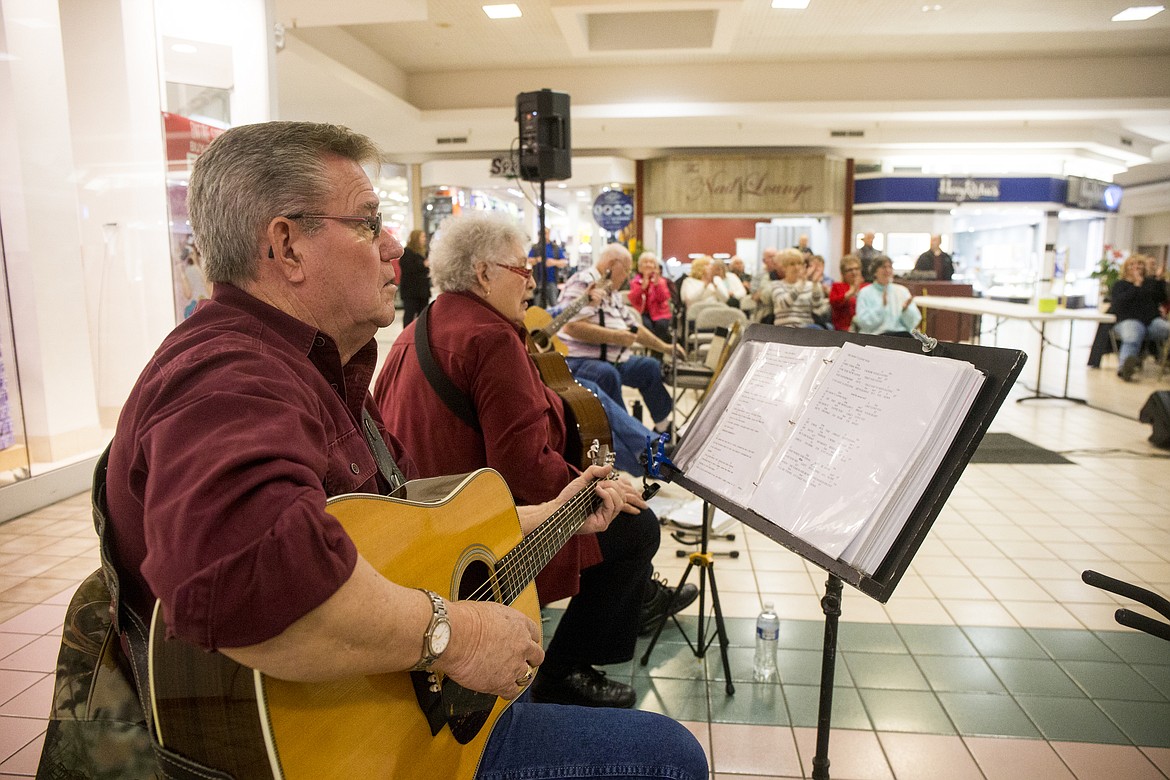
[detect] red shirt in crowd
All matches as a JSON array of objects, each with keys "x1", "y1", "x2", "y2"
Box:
[
  {"x1": 829, "y1": 280, "x2": 869, "y2": 332},
  {"x1": 627, "y1": 273, "x2": 673, "y2": 323}
]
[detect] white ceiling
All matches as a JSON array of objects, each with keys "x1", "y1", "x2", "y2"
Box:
[{"x1": 273, "y1": 0, "x2": 1170, "y2": 194}]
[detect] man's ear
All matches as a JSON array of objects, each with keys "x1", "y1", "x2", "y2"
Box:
[{"x1": 265, "y1": 218, "x2": 304, "y2": 281}]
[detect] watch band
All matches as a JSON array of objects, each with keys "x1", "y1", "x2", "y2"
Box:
[{"x1": 410, "y1": 589, "x2": 450, "y2": 672}]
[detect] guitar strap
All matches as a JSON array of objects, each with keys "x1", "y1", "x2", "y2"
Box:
[
  {"x1": 360, "y1": 407, "x2": 407, "y2": 495},
  {"x1": 414, "y1": 303, "x2": 482, "y2": 432}
]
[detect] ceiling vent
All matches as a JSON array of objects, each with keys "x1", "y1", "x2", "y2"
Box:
[
  {"x1": 436, "y1": 136, "x2": 468, "y2": 145},
  {"x1": 830, "y1": 130, "x2": 865, "y2": 138}
]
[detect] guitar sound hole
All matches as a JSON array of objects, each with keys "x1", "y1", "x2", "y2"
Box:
[{"x1": 458, "y1": 559, "x2": 494, "y2": 601}]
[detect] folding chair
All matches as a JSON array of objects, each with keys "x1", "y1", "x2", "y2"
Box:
[
  {"x1": 668, "y1": 320, "x2": 744, "y2": 422},
  {"x1": 691, "y1": 305, "x2": 747, "y2": 362},
  {"x1": 683, "y1": 300, "x2": 724, "y2": 359}
]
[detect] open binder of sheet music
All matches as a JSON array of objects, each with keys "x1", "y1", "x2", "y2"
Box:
[{"x1": 673, "y1": 339, "x2": 986, "y2": 575}]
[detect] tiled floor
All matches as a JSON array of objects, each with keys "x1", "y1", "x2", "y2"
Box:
[{"x1": 2, "y1": 317, "x2": 1169, "y2": 778}]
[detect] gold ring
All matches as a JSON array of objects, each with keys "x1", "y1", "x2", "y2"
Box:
[{"x1": 515, "y1": 664, "x2": 535, "y2": 686}]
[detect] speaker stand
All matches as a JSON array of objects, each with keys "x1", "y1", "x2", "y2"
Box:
[{"x1": 536, "y1": 179, "x2": 552, "y2": 308}]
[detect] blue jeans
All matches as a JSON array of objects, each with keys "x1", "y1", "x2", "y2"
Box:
[
  {"x1": 575, "y1": 378, "x2": 656, "y2": 475},
  {"x1": 1114, "y1": 317, "x2": 1170, "y2": 363},
  {"x1": 478, "y1": 699, "x2": 708, "y2": 779},
  {"x1": 567, "y1": 356, "x2": 673, "y2": 426}
]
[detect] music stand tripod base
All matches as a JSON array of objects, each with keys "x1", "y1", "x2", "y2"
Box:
[{"x1": 640, "y1": 501, "x2": 736, "y2": 696}]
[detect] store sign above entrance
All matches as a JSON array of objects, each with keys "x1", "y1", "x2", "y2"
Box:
[
  {"x1": 854, "y1": 176, "x2": 1070, "y2": 207},
  {"x1": 642, "y1": 156, "x2": 844, "y2": 215},
  {"x1": 593, "y1": 190, "x2": 634, "y2": 232}
]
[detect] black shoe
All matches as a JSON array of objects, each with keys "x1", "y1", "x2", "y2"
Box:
[
  {"x1": 1120, "y1": 355, "x2": 1140, "y2": 381},
  {"x1": 530, "y1": 664, "x2": 636, "y2": 708},
  {"x1": 638, "y1": 575, "x2": 699, "y2": 635}
]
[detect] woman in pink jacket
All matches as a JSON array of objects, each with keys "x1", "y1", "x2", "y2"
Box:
[{"x1": 628, "y1": 252, "x2": 674, "y2": 343}]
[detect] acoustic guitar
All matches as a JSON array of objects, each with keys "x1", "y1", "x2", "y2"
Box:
[
  {"x1": 523, "y1": 277, "x2": 612, "y2": 355},
  {"x1": 148, "y1": 464, "x2": 611, "y2": 780}
]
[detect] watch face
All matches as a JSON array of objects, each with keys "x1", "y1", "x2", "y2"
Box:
[{"x1": 431, "y1": 620, "x2": 451, "y2": 655}]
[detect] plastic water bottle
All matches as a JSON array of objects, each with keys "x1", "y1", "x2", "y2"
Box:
[{"x1": 753, "y1": 602, "x2": 779, "y2": 683}]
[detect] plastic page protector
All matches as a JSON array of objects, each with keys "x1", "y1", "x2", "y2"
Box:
[{"x1": 683, "y1": 341, "x2": 837, "y2": 506}]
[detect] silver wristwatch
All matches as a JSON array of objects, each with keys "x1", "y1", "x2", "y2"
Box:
[{"x1": 410, "y1": 589, "x2": 451, "y2": 672}]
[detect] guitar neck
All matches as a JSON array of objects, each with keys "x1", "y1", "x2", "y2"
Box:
[
  {"x1": 540, "y1": 280, "x2": 611, "y2": 338},
  {"x1": 494, "y1": 478, "x2": 603, "y2": 603}
]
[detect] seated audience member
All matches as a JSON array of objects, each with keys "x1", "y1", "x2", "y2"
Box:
[
  {"x1": 807, "y1": 254, "x2": 833, "y2": 292},
  {"x1": 714, "y1": 258, "x2": 748, "y2": 308},
  {"x1": 97, "y1": 120, "x2": 707, "y2": 779},
  {"x1": 913, "y1": 234, "x2": 954, "y2": 281},
  {"x1": 772, "y1": 247, "x2": 829, "y2": 328},
  {"x1": 680, "y1": 255, "x2": 730, "y2": 307},
  {"x1": 628, "y1": 251, "x2": 674, "y2": 344},
  {"x1": 795, "y1": 234, "x2": 813, "y2": 255},
  {"x1": 375, "y1": 214, "x2": 699, "y2": 708},
  {"x1": 854, "y1": 255, "x2": 922, "y2": 335},
  {"x1": 559, "y1": 244, "x2": 685, "y2": 438},
  {"x1": 751, "y1": 248, "x2": 781, "y2": 324},
  {"x1": 729, "y1": 256, "x2": 752, "y2": 290},
  {"x1": 829, "y1": 254, "x2": 866, "y2": 332},
  {"x1": 1111, "y1": 253, "x2": 1169, "y2": 381}
]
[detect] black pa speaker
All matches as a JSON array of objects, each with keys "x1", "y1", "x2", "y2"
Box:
[
  {"x1": 516, "y1": 89, "x2": 571, "y2": 181},
  {"x1": 1139, "y1": 391, "x2": 1170, "y2": 449}
]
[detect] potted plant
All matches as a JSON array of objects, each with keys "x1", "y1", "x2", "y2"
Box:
[{"x1": 1091, "y1": 244, "x2": 1125, "y2": 302}]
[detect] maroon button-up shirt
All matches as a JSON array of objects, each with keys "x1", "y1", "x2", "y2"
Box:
[{"x1": 106, "y1": 283, "x2": 415, "y2": 650}]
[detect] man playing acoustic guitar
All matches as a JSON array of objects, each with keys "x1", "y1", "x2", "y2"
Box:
[
  {"x1": 375, "y1": 211, "x2": 698, "y2": 709},
  {"x1": 100, "y1": 122, "x2": 706, "y2": 779}
]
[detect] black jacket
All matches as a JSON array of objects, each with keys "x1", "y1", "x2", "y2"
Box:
[{"x1": 398, "y1": 247, "x2": 431, "y2": 299}]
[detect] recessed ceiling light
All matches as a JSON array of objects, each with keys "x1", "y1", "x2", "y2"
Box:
[
  {"x1": 921, "y1": 4, "x2": 943, "y2": 11},
  {"x1": 483, "y1": 4, "x2": 522, "y2": 19},
  {"x1": 1111, "y1": 5, "x2": 1163, "y2": 21},
  {"x1": 771, "y1": 0, "x2": 810, "y2": 8}
]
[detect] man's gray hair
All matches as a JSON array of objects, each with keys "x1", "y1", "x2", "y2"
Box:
[
  {"x1": 429, "y1": 211, "x2": 528, "y2": 293},
  {"x1": 188, "y1": 121, "x2": 381, "y2": 285},
  {"x1": 598, "y1": 243, "x2": 632, "y2": 267}
]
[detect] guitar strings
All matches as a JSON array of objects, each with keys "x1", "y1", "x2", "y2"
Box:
[
  {"x1": 459, "y1": 476, "x2": 606, "y2": 605},
  {"x1": 461, "y1": 478, "x2": 600, "y2": 604}
]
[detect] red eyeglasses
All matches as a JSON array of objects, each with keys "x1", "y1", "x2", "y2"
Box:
[{"x1": 493, "y1": 261, "x2": 533, "y2": 280}]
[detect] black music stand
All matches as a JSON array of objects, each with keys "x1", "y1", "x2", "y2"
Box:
[{"x1": 661, "y1": 324, "x2": 1025, "y2": 779}]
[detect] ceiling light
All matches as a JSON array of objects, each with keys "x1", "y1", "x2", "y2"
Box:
[
  {"x1": 483, "y1": 4, "x2": 522, "y2": 19},
  {"x1": 1111, "y1": 5, "x2": 1163, "y2": 20},
  {"x1": 771, "y1": 0, "x2": 810, "y2": 8},
  {"x1": 921, "y1": 4, "x2": 942, "y2": 11}
]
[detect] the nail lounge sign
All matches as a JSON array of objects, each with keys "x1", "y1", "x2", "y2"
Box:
[{"x1": 643, "y1": 155, "x2": 845, "y2": 215}]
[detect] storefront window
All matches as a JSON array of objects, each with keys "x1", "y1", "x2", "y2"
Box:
[{"x1": 0, "y1": 235, "x2": 29, "y2": 485}]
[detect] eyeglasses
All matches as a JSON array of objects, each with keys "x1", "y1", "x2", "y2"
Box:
[
  {"x1": 492, "y1": 261, "x2": 533, "y2": 280},
  {"x1": 287, "y1": 213, "x2": 382, "y2": 236}
]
